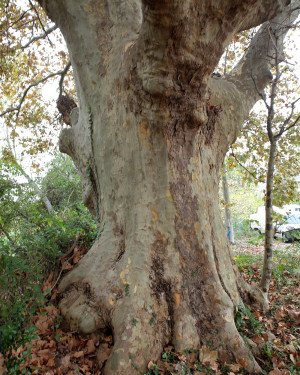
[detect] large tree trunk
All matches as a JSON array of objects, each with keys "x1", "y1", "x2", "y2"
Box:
[{"x1": 38, "y1": 1, "x2": 298, "y2": 373}]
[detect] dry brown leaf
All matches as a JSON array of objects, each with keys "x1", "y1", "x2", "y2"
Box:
[
  {"x1": 29, "y1": 354, "x2": 40, "y2": 366},
  {"x1": 229, "y1": 363, "x2": 240, "y2": 372},
  {"x1": 236, "y1": 358, "x2": 248, "y2": 369},
  {"x1": 60, "y1": 354, "x2": 71, "y2": 369},
  {"x1": 35, "y1": 339, "x2": 47, "y2": 348},
  {"x1": 199, "y1": 345, "x2": 218, "y2": 364},
  {"x1": 62, "y1": 261, "x2": 73, "y2": 270},
  {"x1": 262, "y1": 333, "x2": 269, "y2": 342},
  {"x1": 97, "y1": 349, "x2": 109, "y2": 366},
  {"x1": 68, "y1": 336, "x2": 79, "y2": 350},
  {"x1": 84, "y1": 358, "x2": 93, "y2": 368},
  {"x1": 86, "y1": 339, "x2": 95, "y2": 354},
  {"x1": 275, "y1": 307, "x2": 285, "y2": 321},
  {"x1": 35, "y1": 315, "x2": 51, "y2": 334},
  {"x1": 99, "y1": 342, "x2": 112, "y2": 355},
  {"x1": 0, "y1": 353, "x2": 6, "y2": 374},
  {"x1": 47, "y1": 340, "x2": 57, "y2": 349},
  {"x1": 268, "y1": 369, "x2": 289, "y2": 375},
  {"x1": 209, "y1": 361, "x2": 219, "y2": 371},
  {"x1": 272, "y1": 354, "x2": 287, "y2": 369},
  {"x1": 73, "y1": 252, "x2": 82, "y2": 264},
  {"x1": 44, "y1": 305, "x2": 60, "y2": 316},
  {"x1": 218, "y1": 350, "x2": 232, "y2": 363},
  {"x1": 73, "y1": 350, "x2": 84, "y2": 358},
  {"x1": 46, "y1": 357, "x2": 56, "y2": 367},
  {"x1": 276, "y1": 322, "x2": 286, "y2": 334},
  {"x1": 288, "y1": 309, "x2": 300, "y2": 324},
  {"x1": 252, "y1": 334, "x2": 264, "y2": 344},
  {"x1": 187, "y1": 351, "x2": 198, "y2": 362}
]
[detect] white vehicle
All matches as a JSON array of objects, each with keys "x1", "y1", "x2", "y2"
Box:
[
  {"x1": 249, "y1": 206, "x2": 285, "y2": 233},
  {"x1": 283, "y1": 204, "x2": 300, "y2": 215},
  {"x1": 274, "y1": 214, "x2": 300, "y2": 242},
  {"x1": 249, "y1": 204, "x2": 300, "y2": 234}
]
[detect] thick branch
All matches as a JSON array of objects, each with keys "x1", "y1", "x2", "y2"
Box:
[
  {"x1": 58, "y1": 60, "x2": 71, "y2": 98},
  {"x1": 226, "y1": 3, "x2": 300, "y2": 113},
  {"x1": 21, "y1": 24, "x2": 58, "y2": 49},
  {"x1": 142, "y1": 0, "x2": 291, "y2": 33},
  {"x1": 138, "y1": 1, "x2": 294, "y2": 95},
  {"x1": 236, "y1": 0, "x2": 291, "y2": 32}
]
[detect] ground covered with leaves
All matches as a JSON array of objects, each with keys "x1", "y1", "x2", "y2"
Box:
[{"x1": 0, "y1": 239, "x2": 299, "y2": 375}]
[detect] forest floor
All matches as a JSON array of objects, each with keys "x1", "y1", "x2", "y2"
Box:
[{"x1": 1, "y1": 238, "x2": 299, "y2": 375}]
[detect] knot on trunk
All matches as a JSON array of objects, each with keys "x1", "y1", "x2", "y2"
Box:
[{"x1": 57, "y1": 94, "x2": 78, "y2": 125}]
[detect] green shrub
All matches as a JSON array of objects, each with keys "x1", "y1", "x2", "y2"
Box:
[{"x1": 0, "y1": 155, "x2": 97, "y2": 373}]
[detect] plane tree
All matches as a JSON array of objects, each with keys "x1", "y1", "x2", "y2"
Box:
[{"x1": 2, "y1": 1, "x2": 300, "y2": 373}]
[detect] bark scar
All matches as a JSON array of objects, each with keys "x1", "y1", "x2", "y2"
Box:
[{"x1": 150, "y1": 234, "x2": 174, "y2": 338}]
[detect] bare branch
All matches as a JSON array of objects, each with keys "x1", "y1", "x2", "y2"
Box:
[
  {"x1": 275, "y1": 97, "x2": 299, "y2": 136},
  {"x1": 15, "y1": 18, "x2": 36, "y2": 31},
  {"x1": 230, "y1": 148, "x2": 265, "y2": 183},
  {"x1": 21, "y1": 24, "x2": 58, "y2": 49},
  {"x1": 28, "y1": 0, "x2": 53, "y2": 46},
  {"x1": 15, "y1": 70, "x2": 64, "y2": 122},
  {"x1": 0, "y1": 107, "x2": 19, "y2": 117},
  {"x1": 279, "y1": 113, "x2": 300, "y2": 135},
  {"x1": 0, "y1": 6, "x2": 33, "y2": 36},
  {"x1": 1, "y1": 64, "x2": 72, "y2": 121},
  {"x1": 58, "y1": 60, "x2": 72, "y2": 98}
]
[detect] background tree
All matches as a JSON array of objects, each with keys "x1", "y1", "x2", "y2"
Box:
[
  {"x1": 1, "y1": 1, "x2": 300, "y2": 374},
  {"x1": 226, "y1": 27, "x2": 300, "y2": 294},
  {"x1": 221, "y1": 167, "x2": 235, "y2": 244},
  {"x1": 252, "y1": 42, "x2": 299, "y2": 295}
]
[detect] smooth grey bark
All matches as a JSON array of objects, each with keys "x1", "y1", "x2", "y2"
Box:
[
  {"x1": 222, "y1": 170, "x2": 235, "y2": 244},
  {"x1": 37, "y1": 1, "x2": 299, "y2": 373},
  {"x1": 21, "y1": 169, "x2": 54, "y2": 214}
]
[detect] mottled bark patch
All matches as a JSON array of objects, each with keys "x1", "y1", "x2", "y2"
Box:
[
  {"x1": 201, "y1": 104, "x2": 220, "y2": 145},
  {"x1": 113, "y1": 226, "x2": 126, "y2": 265},
  {"x1": 107, "y1": 212, "x2": 126, "y2": 266},
  {"x1": 150, "y1": 234, "x2": 174, "y2": 336}
]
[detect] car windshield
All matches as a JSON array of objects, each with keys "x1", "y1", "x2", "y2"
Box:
[{"x1": 284, "y1": 215, "x2": 300, "y2": 224}]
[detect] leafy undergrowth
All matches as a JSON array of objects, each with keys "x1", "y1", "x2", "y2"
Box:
[{"x1": 0, "y1": 241, "x2": 299, "y2": 375}]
